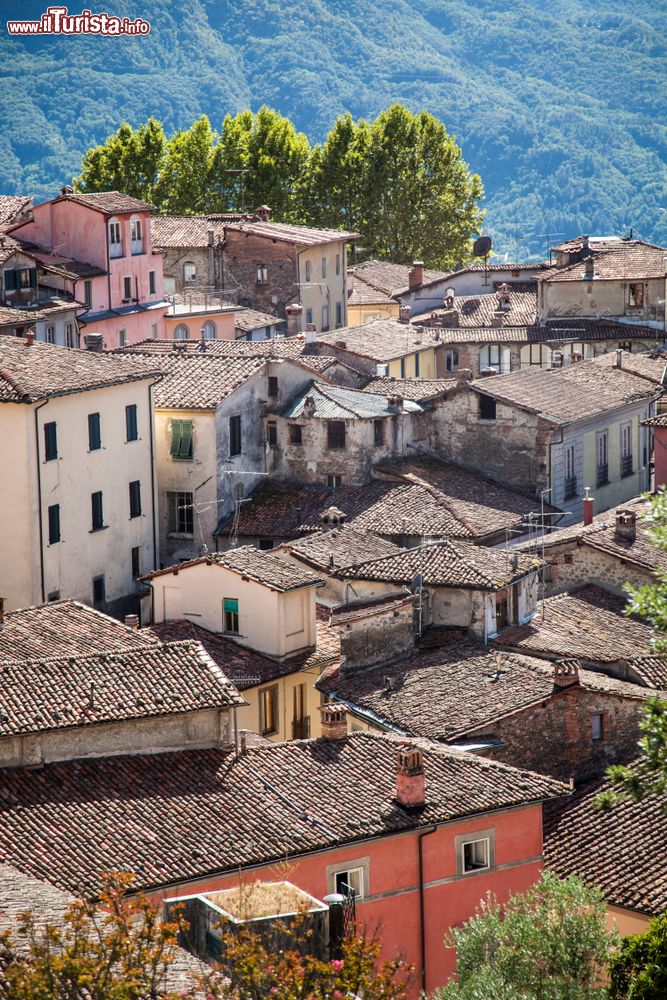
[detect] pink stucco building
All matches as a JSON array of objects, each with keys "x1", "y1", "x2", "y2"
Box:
[{"x1": 9, "y1": 187, "x2": 168, "y2": 349}]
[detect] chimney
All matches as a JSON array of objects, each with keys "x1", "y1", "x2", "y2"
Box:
[
  {"x1": 285, "y1": 303, "x2": 303, "y2": 338},
  {"x1": 25, "y1": 330, "x2": 35, "y2": 347},
  {"x1": 615, "y1": 349, "x2": 623, "y2": 369},
  {"x1": 319, "y1": 704, "x2": 348, "y2": 741},
  {"x1": 387, "y1": 394, "x2": 404, "y2": 412},
  {"x1": 497, "y1": 283, "x2": 511, "y2": 310},
  {"x1": 305, "y1": 322, "x2": 317, "y2": 345},
  {"x1": 581, "y1": 234, "x2": 590, "y2": 251},
  {"x1": 84, "y1": 333, "x2": 104, "y2": 352},
  {"x1": 303, "y1": 395, "x2": 317, "y2": 418},
  {"x1": 320, "y1": 506, "x2": 347, "y2": 527},
  {"x1": 615, "y1": 509, "x2": 637, "y2": 542},
  {"x1": 408, "y1": 261, "x2": 424, "y2": 290},
  {"x1": 479, "y1": 367, "x2": 497, "y2": 378},
  {"x1": 398, "y1": 305, "x2": 411, "y2": 324},
  {"x1": 124, "y1": 613, "x2": 139, "y2": 630},
  {"x1": 334, "y1": 340, "x2": 347, "y2": 350},
  {"x1": 257, "y1": 205, "x2": 272, "y2": 223},
  {"x1": 554, "y1": 661, "x2": 579, "y2": 688},
  {"x1": 60, "y1": 184, "x2": 74, "y2": 196},
  {"x1": 583, "y1": 487, "x2": 594, "y2": 526},
  {"x1": 207, "y1": 229, "x2": 215, "y2": 246},
  {"x1": 395, "y1": 746, "x2": 425, "y2": 809},
  {"x1": 584, "y1": 255, "x2": 595, "y2": 279}
]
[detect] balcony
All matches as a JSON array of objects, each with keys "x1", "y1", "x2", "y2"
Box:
[
  {"x1": 596, "y1": 463, "x2": 609, "y2": 487},
  {"x1": 292, "y1": 716, "x2": 311, "y2": 740},
  {"x1": 563, "y1": 476, "x2": 577, "y2": 500},
  {"x1": 621, "y1": 454, "x2": 633, "y2": 478}
]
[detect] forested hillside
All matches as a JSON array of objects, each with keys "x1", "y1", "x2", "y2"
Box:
[{"x1": 0, "y1": 0, "x2": 665, "y2": 256}]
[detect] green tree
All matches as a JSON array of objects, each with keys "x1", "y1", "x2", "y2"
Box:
[
  {"x1": 153, "y1": 114, "x2": 217, "y2": 214},
  {"x1": 608, "y1": 912, "x2": 667, "y2": 1000},
  {"x1": 625, "y1": 489, "x2": 667, "y2": 647},
  {"x1": 75, "y1": 118, "x2": 167, "y2": 203},
  {"x1": 305, "y1": 111, "x2": 371, "y2": 230},
  {"x1": 433, "y1": 871, "x2": 616, "y2": 1000}
]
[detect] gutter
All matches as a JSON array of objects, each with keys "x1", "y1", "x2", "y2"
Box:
[
  {"x1": 148, "y1": 381, "x2": 158, "y2": 576},
  {"x1": 33, "y1": 399, "x2": 49, "y2": 603},
  {"x1": 418, "y1": 825, "x2": 438, "y2": 993}
]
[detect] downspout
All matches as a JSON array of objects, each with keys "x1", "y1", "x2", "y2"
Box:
[
  {"x1": 148, "y1": 382, "x2": 158, "y2": 574},
  {"x1": 33, "y1": 399, "x2": 49, "y2": 603},
  {"x1": 105, "y1": 215, "x2": 112, "y2": 312},
  {"x1": 418, "y1": 824, "x2": 437, "y2": 994}
]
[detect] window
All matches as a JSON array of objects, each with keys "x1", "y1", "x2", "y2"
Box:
[
  {"x1": 596, "y1": 430, "x2": 609, "y2": 486},
  {"x1": 224, "y1": 597, "x2": 240, "y2": 635},
  {"x1": 84, "y1": 280, "x2": 92, "y2": 308},
  {"x1": 521, "y1": 344, "x2": 553, "y2": 369},
  {"x1": 167, "y1": 491, "x2": 193, "y2": 534},
  {"x1": 123, "y1": 276, "x2": 132, "y2": 301},
  {"x1": 256, "y1": 263, "x2": 268, "y2": 285},
  {"x1": 327, "y1": 421, "x2": 346, "y2": 449},
  {"x1": 289, "y1": 424, "x2": 303, "y2": 445},
  {"x1": 259, "y1": 538, "x2": 274, "y2": 550},
  {"x1": 326, "y1": 860, "x2": 369, "y2": 900},
  {"x1": 229, "y1": 414, "x2": 242, "y2": 456},
  {"x1": 151, "y1": 322, "x2": 158, "y2": 339},
  {"x1": 266, "y1": 420, "x2": 278, "y2": 447},
  {"x1": 591, "y1": 713, "x2": 604, "y2": 741},
  {"x1": 495, "y1": 590, "x2": 508, "y2": 631},
  {"x1": 322, "y1": 303, "x2": 329, "y2": 331},
  {"x1": 88, "y1": 412, "x2": 101, "y2": 451},
  {"x1": 260, "y1": 685, "x2": 278, "y2": 735},
  {"x1": 456, "y1": 830, "x2": 495, "y2": 876},
  {"x1": 65, "y1": 322, "x2": 76, "y2": 348},
  {"x1": 183, "y1": 261, "x2": 197, "y2": 283},
  {"x1": 129, "y1": 480, "x2": 142, "y2": 518},
  {"x1": 202, "y1": 320, "x2": 216, "y2": 340},
  {"x1": 564, "y1": 444, "x2": 576, "y2": 499},
  {"x1": 92, "y1": 575, "x2": 106, "y2": 607},
  {"x1": 44, "y1": 421, "x2": 57, "y2": 461},
  {"x1": 119, "y1": 328, "x2": 127, "y2": 349},
  {"x1": 130, "y1": 217, "x2": 143, "y2": 253},
  {"x1": 414, "y1": 352, "x2": 420, "y2": 377},
  {"x1": 268, "y1": 375, "x2": 279, "y2": 398},
  {"x1": 327, "y1": 473, "x2": 342, "y2": 489},
  {"x1": 321, "y1": 257, "x2": 327, "y2": 279},
  {"x1": 479, "y1": 394, "x2": 497, "y2": 420},
  {"x1": 108, "y1": 219, "x2": 122, "y2": 257},
  {"x1": 305, "y1": 308, "x2": 313, "y2": 326},
  {"x1": 400, "y1": 358, "x2": 406, "y2": 378},
  {"x1": 131, "y1": 545, "x2": 141, "y2": 578},
  {"x1": 91, "y1": 491, "x2": 104, "y2": 531},
  {"x1": 374, "y1": 419, "x2": 384, "y2": 447},
  {"x1": 293, "y1": 682, "x2": 308, "y2": 723},
  {"x1": 125, "y1": 404, "x2": 138, "y2": 442},
  {"x1": 335, "y1": 301, "x2": 342, "y2": 327},
  {"x1": 621, "y1": 422, "x2": 633, "y2": 477},
  {"x1": 480, "y1": 344, "x2": 510, "y2": 373},
  {"x1": 445, "y1": 349, "x2": 459, "y2": 372},
  {"x1": 170, "y1": 419, "x2": 193, "y2": 460},
  {"x1": 47, "y1": 590, "x2": 61, "y2": 602},
  {"x1": 46, "y1": 325, "x2": 56, "y2": 344},
  {"x1": 149, "y1": 270, "x2": 156, "y2": 294},
  {"x1": 3, "y1": 267, "x2": 36, "y2": 291},
  {"x1": 48, "y1": 503, "x2": 60, "y2": 545},
  {"x1": 174, "y1": 324, "x2": 189, "y2": 340},
  {"x1": 305, "y1": 260, "x2": 312, "y2": 283},
  {"x1": 336, "y1": 253, "x2": 341, "y2": 276},
  {"x1": 629, "y1": 282, "x2": 644, "y2": 307}
]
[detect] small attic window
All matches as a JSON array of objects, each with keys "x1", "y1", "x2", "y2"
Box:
[{"x1": 479, "y1": 394, "x2": 497, "y2": 420}]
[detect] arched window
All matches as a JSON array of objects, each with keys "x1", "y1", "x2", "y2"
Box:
[
  {"x1": 183, "y1": 261, "x2": 197, "y2": 283},
  {"x1": 521, "y1": 344, "x2": 553, "y2": 369},
  {"x1": 108, "y1": 217, "x2": 122, "y2": 258},
  {"x1": 174, "y1": 324, "x2": 189, "y2": 340},
  {"x1": 129, "y1": 215, "x2": 144, "y2": 254},
  {"x1": 202, "y1": 320, "x2": 216, "y2": 340},
  {"x1": 479, "y1": 344, "x2": 511, "y2": 374}
]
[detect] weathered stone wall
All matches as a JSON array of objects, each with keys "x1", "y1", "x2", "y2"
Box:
[
  {"x1": 222, "y1": 231, "x2": 297, "y2": 317},
  {"x1": 537, "y1": 539, "x2": 654, "y2": 597},
  {"x1": 162, "y1": 247, "x2": 223, "y2": 294},
  {"x1": 340, "y1": 602, "x2": 415, "y2": 671},
  {"x1": 470, "y1": 686, "x2": 643, "y2": 782}
]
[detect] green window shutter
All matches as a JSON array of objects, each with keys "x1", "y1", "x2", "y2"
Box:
[
  {"x1": 223, "y1": 598, "x2": 238, "y2": 614},
  {"x1": 170, "y1": 419, "x2": 183, "y2": 458},
  {"x1": 4, "y1": 270, "x2": 17, "y2": 291},
  {"x1": 88, "y1": 412, "x2": 101, "y2": 450},
  {"x1": 48, "y1": 504, "x2": 60, "y2": 545},
  {"x1": 29, "y1": 268, "x2": 37, "y2": 288},
  {"x1": 179, "y1": 420, "x2": 193, "y2": 458}
]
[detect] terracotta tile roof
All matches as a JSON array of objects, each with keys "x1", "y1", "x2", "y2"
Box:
[
  {"x1": 415, "y1": 287, "x2": 537, "y2": 329},
  {"x1": 542, "y1": 240, "x2": 666, "y2": 282},
  {"x1": 416, "y1": 320, "x2": 664, "y2": 346},
  {"x1": 347, "y1": 273, "x2": 396, "y2": 306},
  {"x1": 13, "y1": 238, "x2": 107, "y2": 278},
  {"x1": 341, "y1": 539, "x2": 541, "y2": 589},
  {"x1": 282, "y1": 525, "x2": 403, "y2": 573},
  {"x1": 151, "y1": 214, "x2": 229, "y2": 248},
  {"x1": 284, "y1": 382, "x2": 422, "y2": 419},
  {"x1": 0, "y1": 640, "x2": 243, "y2": 737},
  {"x1": 0, "y1": 299, "x2": 83, "y2": 328},
  {"x1": 55, "y1": 190, "x2": 154, "y2": 215},
  {"x1": 318, "y1": 319, "x2": 442, "y2": 363},
  {"x1": 0, "y1": 336, "x2": 159, "y2": 403},
  {"x1": 361, "y1": 377, "x2": 459, "y2": 400},
  {"x1": 120, "y1": 336, "x2": 339, "y2": 374},
  {"x1": 328, "y1": 593, "x2": 415, "y2": 625},
  {"x1": 544, "y1": 764, "x2": 667, "y2": 915},
  {"x1": 147, "y1": 618, "x2": 340, "y2": 690},
  {"x1": 145, "y1": 546, "x2": 322, "y2": 593},
  {"x1": 615, "y1": 656, "x2": 667, "y2": 689},
  {"x1": 349, "y1": 260, "x2": 449, "y2": 297},
  {"x1": 0, "y1": 196, "x2": 31, "y2": 228},
  {"x1": 146, "y1": 354, "x2": 265, "y2": 409},
  {"x1": 495, "y1": 585, "x2": 656, "y2": 665},
  {"x1": 318, "y1": 637, "x2": 648, "y2": 742},
  {"x1": 225, "y1": 220, "x2": 358, "y2": 247},
  {"x1": 0, "y1": 600, "x2": 159, "y2": 660},
  {"x1": 643, "y1": 412, "x2": 667, "y2": 427},
  {"x1": 235, "y1": 307, "x2": 285, "y2": 332},
  {"x1": 0, "y1": 733, "x2": 563, "y2": 895},
  {"x1": 471, "y1": 352, "x2": 660, "y2": 424},
  {"x1": 591, "y1": 349, "x2": 667, "y2": 384}
]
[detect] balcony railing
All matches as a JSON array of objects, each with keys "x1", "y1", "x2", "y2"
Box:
[
  {"x1": 563, "y1": 476, "x2": 577, "y2": 500},
  {"x1": 292, "y1": 716, "x2": 311, "y2": 740},
  {"x1": 596, "y1": 463, "x2": 609, "y2": 487},
  {"x1": 621, "y1": 454, "x2": 633, "y2": 478}
]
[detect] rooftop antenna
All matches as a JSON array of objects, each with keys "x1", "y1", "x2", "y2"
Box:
[
  {"x1": 224, "y1": 168, "x2": 250, "y2": 213},
  {"x1": 472, "y1": 235, "x2": 492, "y2": 287}
]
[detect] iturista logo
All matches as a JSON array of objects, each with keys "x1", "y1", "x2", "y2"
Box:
[{"x1": 7, "y1": 6, "x2": 150, "y2": 35}]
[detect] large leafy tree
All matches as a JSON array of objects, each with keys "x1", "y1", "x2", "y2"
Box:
[
  {"x1": 305, "y1": 111, "x2": 371, "y2": 231},
  {"x1": 608, "y1": 912, "x2": 667, "y2": 1000},
  {"x1": 153, "y1": 114, "x2": 218, "y2": 214},
  {"x1": 433, "y1": 871, "x2": 616, "y2": 1000},
  {"x1": 75, "y1": 118, "x2": 167, "y2": 203}
]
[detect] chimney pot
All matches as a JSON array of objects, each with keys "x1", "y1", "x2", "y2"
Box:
[
  {"x1": 408, "y1": 261, "x2": 424, "y2": 290},
  {"x1": 615, "y1": 509, "x2": 637, "y2": 542},
  {"x1": 84, "y1": 332, "x2": 104, "y2": 352},
  {"x1": 285, "y1": 303, "x2": 303, "y2": 338},
  {"x1": 399, "y1": 304, "x2": 411, "y2": 324},
  {"x1": 257, "y1": 205, "x2": 272, "y2": 223},
  {"x1": 319, "y1": 704, "x2": 348, "y2": 741},
  {"x1": 583, "y1": 488, "x2": 594, "y2": 526},
  {"x1": 396, "y1": 745, "x2": 425, "y2": 809},
  {"x1": 207, "y1": 229, "x2": 215, "y2": 246},
  {"x1": 615, "y1": 349, "x2": 623, "y2": 369},
  {"x1": 554, "y1": 661, "x2": 579, "y2": 688},
  {"x1": 25, "y1": 330, "x2": 35, "y2": 347},
  {"x1": 124, "y1": 613, "x2": 139, "y2": 630}
]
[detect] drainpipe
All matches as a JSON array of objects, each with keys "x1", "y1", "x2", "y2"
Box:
[
  {"x1": 148, "y1": 382, "x2": 158, "y2": 575},
  {"x1": 33, "y1": 399, "x2": 49, "y2": 603},
  {"x1": 418, "y1": 824, "x2": 437, "y2": 993},
  {"x1": 105, "y1": 216, "x2": 112, "y2": 312}
]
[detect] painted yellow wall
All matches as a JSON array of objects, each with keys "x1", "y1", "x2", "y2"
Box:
[
  {"x1": 237, "y1": 666, "x2": 326, "y2": 742},
  {"x1": 165, "y1": 309, "x2": 236, "y2": 341},
  {"x1": 387, "y1": 346, "x2": 436, "y2": 379},
  {"x1": 347, "y1": 301, "x2": 400, "y2": 327},
  {"x1": 606, "y1": 904, "x2": 650, "y2": 937},
  {"x1": 298, "y1": 242, "x2": 349, "y2": 332}
]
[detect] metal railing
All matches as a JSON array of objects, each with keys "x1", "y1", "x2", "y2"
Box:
[
  {"x1": 291, "y1": 716, "x2": 311, "y2": 740},
  {"x1": 563, "y1": 476, "x2": 577, "y2": 500},
  {"x1": 596, "y1": 463, "x2": 609, "y2": 487},
  {"x1": 621, "y1": 454, "x2": 633, "y2": 478}
]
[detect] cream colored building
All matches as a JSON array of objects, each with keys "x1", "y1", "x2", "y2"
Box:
[{"x1": 0, "y1": 336, "x2": 159, "y2": 614}]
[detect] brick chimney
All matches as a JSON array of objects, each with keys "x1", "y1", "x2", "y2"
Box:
[
  {"x1": 396, "y1": 746, "x2": 425, "y2": 809},
  {"x1": 583, "y1": 488, "x2": 594, "y2": 526},
  {"x1": 25, "y1": 330, "x2": 35, "y2": 347},
  {"x1": 303, "y1": 395, "x2": 317, "y2": 418},
  {"x1": 320, "y1": 704, "x2": 348, "y2": 740},
  {"x1": 84, "y1": 333, "x2": 104, "y2": 352},
  {"x1": 615, "y1": 509, "x2": 637, "y2": 542},
  {"x1": 398, "y1": 305, "x2": 411, "y2": 324},
  {"x1": 408, "y1": 261, "x2": 424, "y2": 290},
  {"x1": 285, "y1": 303, "x2": 303, "y2": 337},
  {"x1": 387, "y1": 394, "x2": 404, "y2": 412},
  {"x1": 584, "y1": 255, "x2": 595, "y2": 279},
  {"x1": 554, "y1": 661, "x2": 579, "y2": 688},
  {"x1": 257, "y1": 205, "x2": 272, "y2": 222},
  {"x1": 614, "y1": 349, "x2": 623, "y2": 369}
]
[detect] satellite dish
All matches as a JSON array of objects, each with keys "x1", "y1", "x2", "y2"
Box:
[{"x1": 473, "y1": 236, "x2": 492, "y2": 257}]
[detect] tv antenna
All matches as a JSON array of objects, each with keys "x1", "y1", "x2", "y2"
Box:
[{"x1": 472, "y1": 235, "x2": 492, "y2": 286}]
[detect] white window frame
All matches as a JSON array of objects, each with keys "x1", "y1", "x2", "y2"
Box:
[
  {"x1": 202, "y1": 320, "x2": 216, "y2": 340},
  {"x1": 321, "y1": 256, "x2": 327, "y2": 279},
  {"x1": 46, "y1": 324, "x2": 56, "y2": 344},
  {"x1": 183, "y1": 261, "x2": 197, "y2": 283},
  {"x1": 455, "y1": 829, "x2": 495, "y2": 876},
  {"x1": 130, "y1": 216, "x2": 144, "y2": 254},
  {"x1": 108, "y1": 218, "x2": 122, "y2": 257},
  {"x1": 326, "y1": 857, "x2": 369, "y2": 899},
  {"x1": 119, "y1": 328, "x2": 127, "y2": 348},
  {"x1": 65, "y1": 322, "x2": 76, "y2": 348},
  {"x1": 174, "y1": 323, "x2": 189, "y2": 340},
  {"x1": 322, "y1": 303, "x2": 329, "y2": 331}
]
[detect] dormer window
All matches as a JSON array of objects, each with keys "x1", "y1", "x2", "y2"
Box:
[
  {"x1": 130, "y1": 216, "x2": 144, "y2": 255},
  {"x1": 108, "y1": 218, "x2": 122, "y2": 258}
]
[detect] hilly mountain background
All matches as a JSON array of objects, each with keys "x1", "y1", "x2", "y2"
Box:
[{"x1": 1, "y1": 0, "x2": 665, "y2": 258}]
